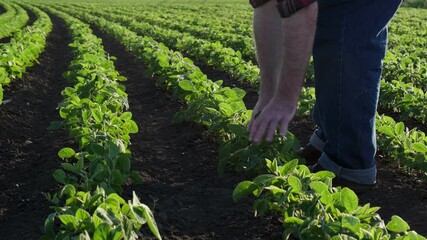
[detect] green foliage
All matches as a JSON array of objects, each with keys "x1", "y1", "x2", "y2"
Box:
[
  {"x1": 44, "y1": 187, "x2": 161, "y2": 240},
  {"x1": 55, "y1": 7, "x2": 426, "y2": 239},
  {"x1": 402, "y1": 0, "x2": 427, "y2": 9},
  {"x1": 31, "y1": 6, "x2": 160, "y2": 239},
  {"x1": 0, "y1": 1, "x2": 29, "y2": 39},
  {"x1": 233, "y1": 159, "x2": 426, "y2": 239},
  {"x1": 0, "y1": 4, "x2": 48, "y2": 103},
  {"x1": 376, "y1": 115, "x2": 427, "y2": 174}
]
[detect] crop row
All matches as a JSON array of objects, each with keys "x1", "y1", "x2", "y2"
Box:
[
  {"x1": 0, "y1": 1, "x2": 29, "y2": 40},
  {"x1": 107, "y1": 7, "x2": 255, "y2": 61},
  {"x1": 119, "y1": 3, "x2": 254, "y2": 34},
  {"x1": 384, "y1": 8, "x2": 427, "y2": 90},
  {"x1": 65, "y1": 4, "x2": 427, "y2": 127},
  {"x1": 0, "y1": 4, "x2": 50, "y2": 104},
  {"x1": 61, "y1": 4, "x2": 427, "y2": 177},
  {"x1": 54, "y1": 5, "x2": 426, "y2": 239},
  {"x1": 117, "y1": 4, "x2": 427, "y2": 99},
  {"x1": 22, "y1": 5, "x2": 161, "y2": 240},
  {"x1": 130, "y1": 5, "x2": 427, "y2": 98},
  {"x1": 65, "y1": 4, "x2": 262, "y2": 85},
  {"x1": 80, "y1": 4, "x2": 427, "y2": 92}
]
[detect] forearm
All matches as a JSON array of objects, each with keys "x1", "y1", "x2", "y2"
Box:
[
  {"x1": 253, "y1": 0, "x2": 283, "y2": 103},
  {"x1": 273, "y1": 3, "x2": 318, "y2": 107},
  {"x1": 249, "y1": 2, "x2": 318, "y2": 143}
]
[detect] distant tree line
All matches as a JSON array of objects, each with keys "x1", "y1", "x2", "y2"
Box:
[{"x1": 402, "y1": 0, "x2": 427, "y2": 8}]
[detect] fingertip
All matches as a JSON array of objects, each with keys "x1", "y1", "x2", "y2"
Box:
[{"x1": 280, "y1": 122, "x2": 289, "y2": 136}]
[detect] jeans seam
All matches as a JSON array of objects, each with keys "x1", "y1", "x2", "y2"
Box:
[{"x1": 337, "y1": 2, "x2": 349, "y2": 162}]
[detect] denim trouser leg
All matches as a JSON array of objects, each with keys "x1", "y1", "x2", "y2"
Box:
[{"x1": 311, "y1": 0, "x2": 402, "y2": 184}]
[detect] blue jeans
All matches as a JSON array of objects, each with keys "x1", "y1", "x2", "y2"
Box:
[{"x1": 310, "y1": 0, "x2": 402, "y2": 184}]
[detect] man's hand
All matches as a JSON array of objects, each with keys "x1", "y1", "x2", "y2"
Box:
[
  {"x1": 248, "y1": 97, "x2": 297, "y2": 143},
  {"x1": 248, "y1": 97, "x2": 270, "y2": 132}
]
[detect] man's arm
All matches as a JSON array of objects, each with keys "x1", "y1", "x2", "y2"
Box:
[
  {"x1": 249, "y1": 0, "x2": 283, "y2": 122},
  {"x1": 249, "y1": 2, "x2": 318, "y2": 143}
]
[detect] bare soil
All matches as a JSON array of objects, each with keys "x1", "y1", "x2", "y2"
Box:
[{"x1": 0, "y1": 15, "x2": 73, "y2": 239}]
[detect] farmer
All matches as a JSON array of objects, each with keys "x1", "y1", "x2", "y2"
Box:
[{"x1": 248, "y1": 0, "x2": 402, "y2": 192}]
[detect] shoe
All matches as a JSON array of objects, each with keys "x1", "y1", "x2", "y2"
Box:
[
  {"x1": 309, "y1": 164, "x2": 375, "y2": 194},
  {"x1": 296, "y1": 144, "x2": 322, "y2": 165}
]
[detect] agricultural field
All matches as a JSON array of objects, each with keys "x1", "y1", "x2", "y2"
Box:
[{"x1": 0, "y1": 0, "x2": 426, "y2": 239}]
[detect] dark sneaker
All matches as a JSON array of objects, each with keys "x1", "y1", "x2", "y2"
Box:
[
  {"x1": 309, "y1": 163, "x2": 375, "y2": 194},
  {"x1": 296, "y1": 144, "x2": 322, "y2": 165}
]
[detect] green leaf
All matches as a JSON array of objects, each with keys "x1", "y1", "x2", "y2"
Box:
[
  {"x1": 279, "y1": 159, "x2": 298, "y2": 176},
  {"x1": 178, "y1": 80, "x2": 194, "y2": 91},
  {"x1": 141, "y1": 201, "x2": 161, "y2": 239},
  {"x1": 107, "y1": 141, "x2": 120, "y2": 158},
  {"x1": 254, "y1": 199, "x2": 270, "y2": 216},
  {"x1": 124, "y1": 120, "x2": 138, "y2": 134},
  {"x1": 110, "y1": 229, "x2": 123, "y2": 240},
  {"x1": 60, "y1": 184, "x2": 76, "y2": 197},
  {"x1": 320, "y1": 192, "x2": 334, "y2": 205},
  {"x1": 91, "y1": 108, "x2": 103, "y2": 123},
  {"x1": 412, "y1": 142, "x2": 427, "y2": 153},
  {"x1": 227, "y1": 124, "x2": 247, "y2": 137},
  {"x1": 309, "y1": 181, "x2": 329, "y2": 194},
  {"x1": 44, "y1": 213, "x2": 56, "y2": 237},
  {"x1": 58, "y1": 148, "x2": 76, "y2": 159},
  {"x1": 284, "y1": 217, "x2": 304, "y2": 225},
  {"x1": 287, "y1": 176, "x2": 302, "y2": 192},
  {"x1": 117, "y1": 155, "x2": 131, "y2": 173},
  {"x1": 252, "y1": 174, "x2": 278, "y2": 186},
  {"x1": 76, "y1": 209, "x2": 91, "y2": 221},
  {"x1": 405, "y1": 231, "x2": 426, "y2": 240},
  {"x1": 105, "y1": 197, "x2": 121, "y2": 213},
  {"x1": 96, "y1": 208, "x2": 114, "y2": 225},
  {"x1": 53, "y1": 169, "x2": 67, "y2": 184},
  {"x1": 232, "y1": 181, "x2": 258, "y2": 202},
  {"x1": 90, "y1": 144, "x2": 106, "y2": 155},
  {"x1": 377, "y1": 126, "x2": 395, "y2": 137},
  {"x1": 93, "y1": 223, "x2": 110, "y2": 240},
  {"x1": 130, "y1": 204, "x2": 147, "y2": 224},
  {"x1": 232, "y1": 88, "x2": 246, "y2": 99},
  {"x1": 106, "y1": 193, "x2": 126, "y2": 205},
  {"x1": 395, "y1": 122, "x2": 405, "y2": 135},
  {"x1": 77, "y1": 158, "x2": 84, "y2": 171},
  {"x1": 112, "y1": 170, "x2": 125, "y2": 185},
  {"x1": 386, "y1": 215, "x2": 410, "y2": 233},
  {"x1": 265, "y1": 185, "x2": 286, "y2": 195},
  {"x1": 158, "y1": 58, "x2": 169, "y2": 68},
  {"x1": 312, "y1": 171, "x2": 335, "y2": 180},
  {"x1": 120, "y1": 112, "x2": 133, "y2": 120},
  {"x1": 219, "y1": 103, "x2": 233, "y2": 117},
  {"x1": 59, "y1": 214, "x2": 78, "y2": 228},
  {"x1": 62, "y1": 163, "x2": 77, "y2": 173},
  {"x1": 341, "y1": 214, "x2": 361, "y2": 231},
  {"x1": 340, "y1": 188, "x2": 359, "y2": 212}
]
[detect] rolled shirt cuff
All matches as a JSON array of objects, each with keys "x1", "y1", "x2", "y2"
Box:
[
  {"x1": 277, "y1": 0, "x2": 317, "y2": 18},
  {"x1": 250, "y1": 0, "x2": 317, "y2": 18}
]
